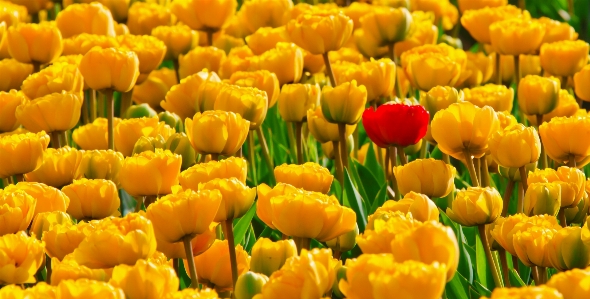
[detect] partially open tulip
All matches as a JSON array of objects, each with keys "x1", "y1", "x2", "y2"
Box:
[
  {"x1": 252, "y1": 42, "x2": 304, "y2": 86},
  {"x1": 540, "y1": 40, "x2": 589, "y2": 77},
  {"x1": 229, "y1": 70, "x2": 280, "y2": 108},
  {"x1": 431, "y1": 101, "x2": 500, "y2": 160},
  {"x1": 170, "y1": 0, "x2": 237, "y2": 33},
  {"x1": 25, "y1": 146, "x2": 84, "y2": 188},
  {"x1": 526, "y1": 89, "x2": 579, "y2": 125},
  {"x1": 462, "y1": 84, "x2": 513, "y2": 112},
  {"x1": 447, "y1": 187, "x2": 502, "y2": 226},
  {"x1": 566, "y1": 192, "x2": 589, "y2": 225},
  {"x1": 180, "y1": 157, "x2": 247, "y2": 191},
  {"x1": 518, "y1": 75, "x2": 560, "y2": 116},
  {"x1": 62, "y1": 179, "x2": 120, "y2": 221},
  {"x1": 190, "y1": 239, "x2": 250, "y2": 292},
  {"x1": 538, "y1": 16, "x2": 578, "y2": 43},
  {"x1": 540, "y1": 116, "x2": 590, "y2": 165},
  {"x1": 457, "y1": 0, "x2": 507, "y2": 13},
  {"x1": 278, "y1": 83, "x2": 320, "y2": 123},
  {"x1": 523, "y1": 182, "x2": 561, "y2": 216},
  {"x1": 463, "y1": 52, "x2": 495, "y2": 87},
  {"x1": 250, "y1": 238, "x2": 297, "y2": 277},
  {"x1": 199, "y1": 177, "x2": 256, "y2": 222},
  {"x1": 0, "y1": 131, "x2": 49, "y2": 178},
  {"x1": 1, "y1": 0, "x2": 43, "y2": 17},
  {"x1": 392, "y1": 158, "x2": 455, "y2": 198},
  {"x1": 270, "y1": 191, "x2": 356, "y2": 242},
  {"x1": 132, "y1": 68, "x2": 178, "y2": 110},
  {"x1": 256, "y1": 183, "x2": 302, "y2": 230},
  {"x1": 490, "y1": 18, "x2": 545, "y2": 56},
  {"x1": 0, "y1": 90, "x2": 24, "y2": 133},
  {"x1": 16, "y1": 92, "x2": 83, "y2": 133},
  {"x1": 162, "y1": 70, "x2": 223, "y2": 119},
  {"x1": 114, "y1": 116, "x2": 175, "y2": 157},
  {"x1": 62, "y1": 33, "x2": 118, "y2": 56},
  {"x1": 0, "y1": 232, "x2": 45, "y2": 284},
  {"x1": 379, "y1": 192, "x2": 439, "y2": 222},
  {"x1": 547, "y1": 227, "x2": 590, "y2": 271},
  {"x1": 235, "y1": 271, "x2": 268, "y2": 299},
  {"x1": 338, "y1": 254, "x2": 396, "y2": 299},
  {"x1": 127, "y1": 2, "x2": 173, "y2": 36},
  {"x1": 245, "y1": 27, "x2": 289, "y2": 55},
  {"x1": 489, "y1": 124, "x2": 541, "y2": 168},
  {"x1": 79, "y1": 149, "x2": 124, "y2": 185},
  {"x1": 21, "y1": 62, "x2": 84, "y2": 99},
  {"x1": 307, "y1": 107, "x2": 356, "y2": 144},
  {"x1": 118, "y1": 35, "x2": 166, "y2": 84},
  {"x1": 152, "y1": 25, "x2": 196, "y2": 61},
  {"x1": 274, "y1": 163, "x2": 333, "y2": 194},
  {"x1": 357, "y1": 211, "x2": 420, "y2": 254},
  {"x1": 547, "y1": 268, "x2": 590, "y2": 299},
  {"x1": 110, "y1": 259, "x2": 179, "y2": 299},
  {"x1": 482, "y1": 286, "x2": 564, "y2": 299},
  {"x1": 321, "y1": 80, "x2": 367, "y2": 125},
  {"x1": 372, "y1": 260, "x2": 447, "y2": 299},
  {"x1": 57, "y1": 279, "x2": 125, "y2": 298},
  {"x1": 237, "y1": 0, "x2": 291, "y2": 34},
  {"x1": 7, "y1": 22, "x2": 63, "y2": 65},
  {"x1": 213, "y1": 34, "x2": 246, "y2": 55},
  {"x1": 56, "y1": 2, "x2": 116, "y2": 38},
  {"x1": 359, "y1": 6, "x2": 412, "y2": 46},
  {"x1": 119, "y1": 149, "x2": 181, "y2": 197},
  {"x1": 326, "y1": 223, "x2": 358, "y2": 253},
  {"x1": 390, "y1": 221, "x2": 459, "y2": 281},
  {"x1": 79, "y1": 47, "x2": 140, "y2": 93},
  {"x1": 0, "y1": 59, "x2": 33, "y2": 92},
  {"x1": 185, "y1": 110, "x2": 250, "y2": 156},
  {"x1": 354, "y1": 28, "x2": 389, "y2": 59},
  {"x1": 420, "y1": 86, "x2": 463, "y2": 120},
  {"x1": 43, "y1": 221, "x2": 92, "y2": 261},
  {"x1": 178, "y1": 46, "x2": 226, "y2": 79},
  {"x1": 528, "y1": 167, "x2": 585, "y2": 208},
  {"x1": 513, "y1": 225, "x2": 556, "y2": 268},
  {"x1": 0, "y1": 189, "x2": 36, "y2": 236},
  {"x1": 50, "y1": 257, "x2": 111, "y2": 286},
  {"x1": 6, "y1": 182, "x2": 69, "y2": 216},
  {"x1": 214, "y1": 85, "x2": 268, "y2": 130},
  {"x1": 29, "y1": 211, "x2": 71, "y2": 241},
  {"x1": 146, "y1": 188, "x2": 221, "y2": 243},
  {"x1": 332, "y1": 59, "x2": 395, "y2": 102},
  {"x1": 74, "y1": 212, "x2": 157, "y2": 268},
  {"x1": 402, "y1": 49, "x2": 462, "y2": 91},
  {"x1": 575, "y1": 65, "x2": 590, "y2": 102},
  {"x1": 286, "y1": 12, "x2": 353, "y2": 55},
  {"x1": 363, "y1": 103, "x2": 429, "y2": 148}
]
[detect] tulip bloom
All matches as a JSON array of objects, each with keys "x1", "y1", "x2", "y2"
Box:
[
  {"x1": 575, "y1": 64, "x2": 590, "y2": 102},
  {"x1": 127, "y1": 2, "x2": 173, "y2": 36},
  {"x1": 482, "y1": 286, "x2": 565, "y2": 299},
  {"x1": 132, "y1": 68, "x2": 177, "y2": 110},
  {"x1": 528, "y1": 167, "x2": 585, "y2": 208},
  {"x1": 156, "y1": 224, "x2": 216, "y2": 259},
  {"x1": 359, "y1": 6, "x2": 412, "y2": 46},
  {"x1": 43, "y1": 221, "x2": 92, "y2": 261},
  {"x1": 274, "y1": 163, "x2": 333, "y2": 194},
  {"x1": 463, "y1": 84, "x2": 514, "y2": 112},
  {"x1": 252, "y1": 42, "x2": 304, "y2": 86},
  {"x1": 540, "y1": 40, "x2": 589, "y2": 77},
  {"x1": 338, "y1": 254, "x2": 397, "y2": 299},
  {"x1": 162, "y1": 70, "x2": 223, "y2": 120},
  {"x1": 152, "y1": 25, "x2": 196, "y2": 61},
  {"x1": 286, "y1": 12, "x2": 353, "y2": 55},
  {"x1": 0, "y1": 90, "x2": 25, "y2": 133},
  {"x1": 109, "y1": 260, "x2": 179, "y2": 299},
  {"x1": 518, "y1": 75, "x2": 560, "y2": 116},
  {"x1": 245, "y1": 27, "x2": 290, "y2": 55},
  {"x1": 447, "y1": 187, "x2": 503, "y2": 226},
  {"x1": 0, "y1": 59, "x2": 33, "y2": 92},
  {"x1": 0, "y1": 189, "x2": 36, "y2": 236},
  {"x1": 546, "y1": 227, "x2": 590, "y2": 271},
  {"x1": 379, "y1": 192, "x2": 440, "y2": 222},
  {"x1": 199, "y1": 178, "x2": 256, "y2": 222},
  {"x1": 278, "y1": 83, "x2": 320, "y2": 123},
  {"x1": 363, "y1": 103, "x2": 429, "y2": 148},
  {"x1": 57, "y1": 279, "x2": 125, "y2": 298},
  {"x1": 178, "y1": 46, "x2": 226, "y2": 79},
  {"x1": 0, "y1": 232, "x2": 45, "y2": 284},
  {"x1": 490, "y1": 18, "x2": 545, "y2": 56},
  {"x1": 50, "y1": 257, "x2": 111, "y2": 286},
  {"x1": 119, "y1": 149, "x2": 182, "y2": 197},
  {"x1": 372, "y1": 260, "x2": 447, "y2": 299},
  {"x1": 229, "y1": 70, "x2": 280, "y2": 108},
  {"x1": 79, "y1": 149, "x2": 124, "y2": 185},
  {"x1": 79, "y1": 47, "x2": 140, "y2": 93},
  {"x1": 358, "y1": 212, "x2": 420, "y2": 254},
  {"x1": 526, "y1": 89, "x2": 578, "y2": 126},
  {"x1": 547, "y1": 268, "x2": 590, "y2": 298},
  {"x1": 513, "y1": 226, "x2": 556, "y2": 268},
  {"x1": 332, "y1": 59, "x2": 396, "y2": 102},
  {"x1": 62, "y1": 179, "x2": 120, "y2": 221},
  {"x1": 185, "y1": 110, "x2": 250, "y2": 156},
  {"x1": 420, "y1": 86, "x2": 463, "y2": 120},
  {"x1": 540, "y1": 116, "x2": 590, "y2": 165},
  {"x1": 256, "y1": 183, "x2": 303, "y2": 230},
  {"x1": 457, "y1": 0, "x2": 506, "y2": 13},
  {"x1": 5, "y1": 182, "x2": 69, "y2": 216},
  {"x1": 0, "y1": 131, "x2": 49, "y2": 178},
  {"x1": 114, "y1": 116, "x2": 174, "y2": 157},
  {"x1": 24, "y1": 146, "x2": 84, "y2": 188},
  {"x1": 29, "y1": 211, "x2": 71, "y2": 241},
  {"x1": 7, "y1": 23, "x2": 63, "y2": 65},
  {"x1": 21, "y1": 62, "x2": 84, "y2": 100},
  {"x1": 489, "y1": 124, "x2": 541, "y2": 169},
  {"x1": 250, "y1": 238, "x2": 297, "y2": 277},
  {"x1": 179, "y1": 157, "x2": 247, "y2": 191},
  {"x1": 237, "y1": 0, "x2": 292, "y2": 34},
  {"x1": 62, "y1": 33, "x2": 119, "y2": 56},
  {"x1": 16, "y1": 92, "x2": 83, "y2": 134},
  {"x1": 117, "y1": 35, "x2": 166, "y2": 84},
  {"x1": 55, "y1": 2, "x2": 116, "y2": 38},
  {"x1": 307, "y1": 107, "x2": 356, "y2": 144},
  {"x1": 460, "y1": 5, "x2": 526, "y2": 44},
  {"x1": 321, "y1": 80, "x2": 367, "y2": 125},
  {"x1": 170, "y1": 0, "x2": 237, "y2": 32}
]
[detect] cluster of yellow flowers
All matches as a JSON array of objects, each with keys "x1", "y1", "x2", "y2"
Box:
[{"x1": 1, "y1": 0, "x2": 590, "y2": 298}]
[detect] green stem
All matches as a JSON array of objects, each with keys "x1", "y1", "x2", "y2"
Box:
[
  {"x1": 538, "y1": 266, "x2": 547, "y2": 285},
  {"x1": 211, "y1": 153, "x2": 219, "y2": 161},
  {"x1": 514, "y1": 55, "x2": 521, "y2": 88},
  {"x1": 532, "y1": 266, "x2": 541, "y2": 286},
  {"x1": 569, "y1": 155, "x2": 576, "y2": 168},
  {"x1": 51, "y1": 131, "x2": 61, "y2": 149},
  {"x1": 481, "y1": 156, "x2": 490, "y2": 187},
  {"x1": 475, "y1": 157, "x2": 482, "y2": 186},
  {"x1": 537, "y1": 114, "x2": 547, "y2": 169},
  {"x1": 222, "y1": 220, "x2": 239, "y2": 293},
  {"x1": 338, "y1": 124, "x2": 349, "y2": 169},
  {"x1": 173, "y1": 59, "x2": 181, "y2": 82},
  {"x1": 558, "y1": 208, "x2": 567, "y2": 228},
  {"x1": 464, "y1": 151, "x2": 480, "y2": 187},
  {"x1": 420, "y1": 141, "x2": 429, "y2": 159},
  {"x1": 82, "y1": 93, "x2": 89, "y2": 125},
  {"x1": 120, "y1": 89, "x2": 133, "y2": 118},
  {"x1": 333, "y1": 141, "x2": 344, "y2": 187},
  {"x1": 173, "y1": 258, "x2": 180, "y2": 278},
  {"x1": 46, "y1": 254, "x2": 52, "y2": 284},
  {"x1": 256, "y1": 127, "x2": 275, "y2": 184},
  {"x1": 499, "y1": 248, "x2": 511, "y2": 287},
  {"x1": 385, "y1": 145, "x2": 391, "y2": 188},
  {"x1": 295, "y1": 122, "x2": 304, "y2": 164},
  {"x1": 478, "y1": 225, "x2": 504, "y2": 288},
  {"x1": 286, "y1": 122, "x2": 298, "y2": 163},
  {"x1": 502, "y1": 180, "x2": 515, "y2": 217},
  {"x1": 247, "y1": 131, "x2": 257, "y2": 185},
  {"x1": 442, "y1": 152, "x2": 450, "y2": 164},
  {"x1": 206, "y1": 30, "x2": 214, "y2": 47},
  {"x1": 322, "y1": 52, "x2": 337, "y2": 87},
  {"x1": 134, "y1": 196, "x2": 144, "y2": 212},
  {"x1": 183, "y1": 235, "x2": 199, "y2": 288},
  {"x1": 519, "y1": 166, "x2": 528, "y2": 195},
  {"x1": 517, "y1": 182, "x2": 524, "y2": 214},
  {"x1": 294, "y1": 237, "x2": 311, "y2": 254},
  {"x1": 390, "y1": 147, "x2": 401, "y2": 200},
  {"x1": 90, "y1": 90, "x2": 97, "y2": 122},
  {"x1": 496, "y1": 53, "x2": 502, "y2": 85},
  {"x1": 353, "y1": 125, "x2": 359, "y2": 160},
  {"x1": 397, "y1": 146, "x2": 408, "y2": 165},
  {"x1": 59, "y1": 131, "x2": 68, "y2": 148},
  {"x1": 105, "y1": 89, "x2": 115, "y2": 150}
]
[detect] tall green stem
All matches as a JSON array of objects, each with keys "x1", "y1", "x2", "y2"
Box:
[
  {"x1": 105, "y1": 89, "x2": 115, "y2": 150},
  {"x1": 537, "y1": 115, "x2": 548, "y2": 169},
  {"x1": 333, "y1": 141, "x2": 344, "y2": 186},
  {"x1": 478, "y1": 225, "x2": 503, "y2": 288},
  {"x1": 46, "y1": 255, "x2": 52, "y2": 284},
  {"x1": 397, "y1": 146, "x2": 407, "y2": 165},
  {"x1": 390, "y1": 147, "x2": 401, "y2": 200},
  {"x1": 464, "y1": 151, "x2": 480, "y2": 187},
  {"x1": 481, "y1": 156, "x2": 490, "y2": 187},
  {"x1": 558, "y1": 209, "x2": 567, "y2": 228},
  {"x1": 51, "y1": 131, "x2": 61, "y2": 149},
  {"x1": 222, "y1": 220, "x2": 239, "y2": 293},
  {"x1": 496, "y1": 53, "x2": 502, "y2": 85},
  {"x1": 519, "y1": 166, "x2": 528, "y2": 195},
  {"x1": 295, "y1": 122, "x2": 304, "y2": 164},
  {"x1": 256, "y1": 127, "x2": 275, "y2": 184},
  {"x1": 502, "y1": 180, "x2": 515, "y2": 217},
  {"x1": 517, "y1": 183, "x2": 524, "y2": 214},
  {"x1": 322, "y1": 52, "x2": 337, "y2": 87},
  {"x1": 120, "y1": 90, "x2": 133, "y2": 118},
  {"x1": 498, "y1": 248, "x2": 511, "y2": 287},
  {"x1": 183, "y1": 236, "x2": 199, "y2": 288},
  {"x1": 338, "y1": 124, "x2": 349, "y2": 169},
  {"x1": 247, "y1": 131, "x2": 257, "y2": 185},
  {"x1": 90, "y1": 90, "x2": 97, "y2": 122}
]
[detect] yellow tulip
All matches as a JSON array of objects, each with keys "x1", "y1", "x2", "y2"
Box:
[
  {"x1": 245, "y1": 26, "x2": 289, "y2": 55},
  {"x1": 392, "y1": 12, "x2": 438, "y2": 58},
  {"x1": 566, "y1": 191, "x2": 589, "y2": 225},
  {"x1": 237, "y1": 0, "x2": 292, "y2": 35},
  {"x1": 357, "y1": 211, "x2": 420, "y2": 254},
  {"x1": 0, "y1": 131, "x2": 49, "y2": 178},
  {"x1": 178, "y1": 46, "x2": 226, "y2": 80},
  {"x1": 391, "y1": 220, "x2": 459, "y2": 281},
  {"x1": 16, "y1": 92, "x2": 83, "y2": 133},
  {"x1": 547, "y1": 267, "x2": 590, "y2": 299},
  {"x1": 218, "y1": 47, "x2": 254, "y2": 79},
  {"x1": 56, "y1": 2, "x2": 116, "y2": 38},
  {"x1": 457, "y1": 0, "x2": 507, "y2": 13},
  {"x1": 170, "y1": 0, "x2": 237, "y2": 32},
  {"x1": 162, "y1": 70, "x2": 223, "y2": 119},
  {"x1": 539, "y1": 16, "x2": 579, "y2": 44},
  {"x1": 343, "y1": 2, "x2": 373, "y2": 29},
  {"x1": 24, "y1": 146, "x2": 84, "y2": 188},
  {"x1": 62, "y1": 179, "x2": 120, "y2": 221},
  {"x1": 119, "y1": 149, "x2": 181, "y2": 197},
  {"x1": 270, "y1": 191, "x2": 356, "y2": 242},
  {"x1": 462, "y1": 84, "x2": 514, "y2": 112},
  {"x1": 79, "y1": 47, "x2": 140, "y2": 93},
  {"x1": 332, "y1": 59, "x2": 396, "y2": 102},
  {"x1": 230, "y1": 70, "x2": 279, "y2": 108},
  {"x1": 0, "y1": 189, "x2": 36, "y2": 236},
  {"x1": 431, "y1": 101, "x2": 500, "y2": 159},
  {"x1": 199, "y1": 177, "x2": 256, "y2": 222},
  {"x1": 5, "y1": 182, "x2": 68, "y2": 217},
  {"x1": 518, "y1": 75, "x2": 560, "y2": 116},
  {"x1": 527, "y1": 89, "x2": 579, "y2": 126},
  {"x1": 79, "y1": 149, "x2": 123, "y2": 186},
  {"x1": 360, "y1": 6, "x2": 412, "y2": 46},
  {"x1": 380, "y1": 192, "x2": 439, "y2": 222},
  {"x1": 354, "y1": 28, "x2": 389, "y2": 59},
  {"x1": 402, "y1": 50, "x2": 462, "y2": 91},
  {"x1": 286, "y1": 11, "x2": 353, "y2": 55},
  {"x1": 179, "y1": 157, "x2": 247, "y2": 191},
  {"x1": 190, "y1": 239, "x2": 250, "y2": 292},
  {"x1": 420, "y1": 86, "x2": 463, "y2": 120},
  {"x1": 29, "y1": 211, "x2": 71, "y2": 241},
  {"x1": 0, "y1": 90, "x2": 24, "y2": 133},
  {"x1": 0, "y1": 2, "x2": 27, "y2": 27},
  {"x1": 132, "y1": 68, "x2": 178, "y2": 110},
  {"x1": 74, "y1": 212, "x2": 157, "y2": 268},
  {"x1": 256, "y1": 183, "x2": 303, "y2": 230},
  {"x1": 127, "y1": 2, "x2": 173, "y2": 36},
  {"x1": 540, "y1": 116, "x2": 590, "y2": 164},
  {"x1": 114, "y1": 116, "x2": 174, "y2": 157},
  {"x1": 522, "y1": 182, "x2": 561, "y2": 217},
  {"x1": 0, "y1": 59, "x2": 33, "y2": 92},
  {"x1": 213, "y1": 33, "x2": 245, "y2": 55},
  {"x1": 574, "y1": 64, "x2": 590, "y2": 102},
  {"x1": 546, "y1": 227, "x2": 590, "y2": 271},
  {"x1": 50, "y1": 256, "x2": 111, "y2": 286},
  {"x1": 6, "y1": 0, "x2": 48, "y2": 15},
  {"x1": 7, "y1": 22, "x2": 63, "y2": 64},
  {"x1": 274, "y1": 163, "x2": 333, "y2": 194},
  {"x1": 393, "y1": 158, "x2": 455, "y2": 198},
  {"x1": 43, "y1": 221, "x2": 93, "y2": 261},
  {"x1": 307, "y1": 107, "x2": 357, "y2": 143},
  {"x1": 411, "y1": 0, "x2": 458, "y2": 31},
  {"x1": 513, "y1": 225, "x2": 556, "y2": 268},
  {"x1": 372, "y1": 260, "x2": 446, "y2": 299},
  {"x1": 165, "y1": 288, "x2": 220, "y2": 298},
  {"x1": 152, "y1": 25, "x2": 196, "y2": 61},
  {"x1": 461, "y1": 5, "x2": 526, "y2": 44},
  {"x1": 250, "y1": 238, "x2": 297, "y2": 277},
  {"x1": 157, "y1": 223, "x2": 216, "y2": 259},
  {"x1": 481, "y1": 286, "x2": 564, "y2": 299},
  {"x1": 489, "y1": 124, "x2": 541, "y2": 169},
  {"x1": 320, "y1": 80, "x2": 367, "y2": 125},
  {"x1": 278, "y1": 83, "x2": 320, "y2": 123},
  {"x1": 490, "y1": 18, "x2": 545, "y2": 56},
  {"x1": 146, "y1": 188, "x2": 221, "y2": 243},
  {"x1": 110, "y1": 259, "x2": 178, "y2": 299},
  {"x1": 73, "y1": 118, "x2": 123, "y2": 150},
  {"x1": 447, "y1": 187, "x2": 502, "y2": 226},
  {"x1": 540, "y1": 40, "x2": 589, "y2": 77},
  {"x1": 57, "y1": 279, "x2": 125, "y2": 298},
  {"x1": 62, "y1": 33, "x2": 118, "y2": 56},
  {"x1": 338, "y1": 254, "x2": 396, "y2": 299},
  {"x1": 252, "y1": 42, "x2": 304, "y2": 86},
  {"x1": 118, "y1": 34, "x2": 166, "y2": 84},
  {"x1": 462, "y1": 52, "x2": 495, "y2": 87},
  {"x1": 214, "y1": 84, "x2": 268, "y2": 130},
  {"x1": 528, "y1": 167, "x2": 586, "y2": 208},
  {"x1": 185, "y1": 110, "x2": 250, "y2": 156},
  {"x1": 0, "y1": 232, "x2": 45, "y2": 284}
]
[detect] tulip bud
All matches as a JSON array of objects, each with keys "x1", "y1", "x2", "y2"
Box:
[
  {"x1": 158, "y1": 112, "x2": 184, "y2": 133},
  {"x1": 125, "y1": 103, "x2": 158, "y2": 119},
  {"x1": 235, "y1": 271, "x2": 268, "y2": 299},
  {"x1": 447, "y1": 187, "x2": 503, "y2": 226},
  {"x1": 307, "y1": 107, "x2": 356, "y2": 144},
  {"x1": 421, "y1": 86, "x2": 463, "y2": 121},
  {"x1": 566, "y1": 192, "x2": 589, "y2": 225},
  {"x1": 332, "y1": 265, "x2": 347, "y2": 298},
  {"x1": 547, "y1": 227, "x2": 590, "y2": 271},
  {"x1": 278, "y1": 83, "x2": 320, "y2": 123},
  {"x1": 513, "y1": 226, "x2": 556, "y2": 268},
  {"x1": 165, "y1": 133, "x2": 196, "y2": 171},
  {"x1": 321, "y1": 80, "x2": 368, "y2": 125},
  {"x1": 540, "y1": 116, "x2": 590, "y2": 165},
  {"x1": 326, "y1": 224, "x2": 358, "y2": 253},
  {"x1": 30, "y1": 211, "x2": 72, "y2": 240},
  {"x1": 286, "y1": 11, "x2": 353, "y2": 55},
  {"x1": 274, "y1": 163, "x2": 334, "y2": 194},
  {"x1": 518, "y1": 75, "x2": 560, "y2": 116},
  {"x1": 80, "y1": 150, "x2": 124, "y2": 186},
  {"x1": 523, "y1": 182, "x2": 561, "y2": 217},
  {"x1": 131, "y1": 135, "x2": 166, "y2": 156},
  {"x1": 393, "y1": 159, "x2": 456, "y2": 198},
  {"x1": 185, "y1": 110, "x2": 250, "y2": 156}
]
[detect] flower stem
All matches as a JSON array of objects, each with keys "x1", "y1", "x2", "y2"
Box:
[
  {"x1": 81, "y1": 94, "x2": 89, "y2": 125},
  {"x1": 518, "y1": 166, "x2": 528, "y2": 195},
  {"x1": 211, "y1": 153, "x2": 219, "y2": 161},
  {"x1": 173, "y1": 258, "x2": 180, "y2": 277},
  {"x1": 390, "y1": 147, "x2": 401, "y2": 200},
  {"x1": 173, "y1": 59, "x2": 181, "y2": 82},
  {"x1": 294, "y1": 237, "x2": 311, "y2": 254},
  {"x1": 478, "y1": 225, "x2": 503, "y2": 288},
  {"x1": 51, "y1": 131, "x2": 61, "y2": 149},
  {"x1": 295, "y1": 122, "x2": 304, "y2": 164},
  {"x1": 333, "y1": 141, "x2": 344, "y2": 186},
  {"x1": 397, "y1": 146, "x2": 408, "y2": 165},
  {"x1": 496, "y1": 54, "x2": 502, "y2": 85},
  {"x1": 536, "y1": 114, "x2": 548, "y2": 169},
  {"x1": 532, "y1": 266, "x2": 540, "y2": 285},
  {"x1": 46, "y1": 254, "x2": 52, "y2": 284},
  {"x1": 538, "y1": 266, "x2": 547, "y2": 284},
  {"x1": 134, "y1": 196, "x2": 144, "y2": 212},
  {"x1": 105, "y1": 89, "x2": 115, "y2": 150},
  {"x1": 498, "y1": 248, "x2": 511, "y2": 287},
  {"x1": 120, "y1": 89, "x2": 133, "y2": 118},
  {"x1": 442, "y1": 152, "x2": 450, "y2": 164},
  {"x1": 420, "y1": 142, "x2": 429, "y2": 159},
  {"x1": 247, "y1": 131, "x2": 257, "y2": 185},
  {"x1": 481, "y1": 156, "x2": 490, "y2": 187},
  {"x1": 502, "y1": 180, "x2": 515, "y2": 217},
  {"x1": 90, "y1": 90, "x2": 97, "y2": 122},
  {"x1": 514, "y1": 55, "x2": 521, "y2": 88},
  {"x1": 517, "y1": 182, "x2": 524, "y2": 214},
  {"x1": 206, "y1": 29, "x2": 214, "y2": 47},
  {"x1": 286, "y1": 122, "x2": 298, "y2": 162},
  {"x1": 322, "y1": 52, "x2": 337, "y2": 87},
  {"x1": 183, "y1": 235, "x2": 199, "y2": 288},
  {"x1": 464, "y1": 151, "x2": 480, "y2": 187},
  {"x1": 338, "y1": 124, "x2": 349, "y2": 169},
  {"x1": 222, "y1": 220, "x2": 239, "y2": 292},
  {"x1": 475, "y1": 158, "x2": 482, "y2": 186},
  {"x1": 568, "y1": 155, "x2": 576, "y2": 168},
  {"x1": 558, "y1": 208, "x2": 567, "y2": 227},
  {"x1": 385, "y1": 146, "x2": 391, "y2": 187},
  {"x1": 256, "y1": 127, "x2": 275, "y2": 184}
]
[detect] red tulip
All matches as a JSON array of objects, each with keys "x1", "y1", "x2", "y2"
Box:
[{"x1": 362, "y1": 103, "x2": 429, "y2": 148}]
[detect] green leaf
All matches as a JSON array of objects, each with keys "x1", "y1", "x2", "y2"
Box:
[
  {"x1": 370, "y1": 184, "x2": 389, "y2": 215},
  {"x1": 445, "y1": 272, "x2": 469, "y2": 299},
  {"x1": 178, "y1": 259, "x2": 191, "y2": 289},
  {"x1": 475, "y1": 230, "x2": 495, "y2": 289},
  {"x1": 233, "y1": 203, "x2": 257, "y2": 245},
  {"x1": 330, "y1": 179, "x2": 343, "y2": 203},
  {"x1": 118, "y1": 189, "x2": 136, "y2": 216},
  {"x1": 347, "y1": 162, "x2": 369, "y2": 209},
  {"x1": 440, "y1": 210, "x2": 474, "y2": 283},
  {"x1": 364, "y1": 142, "x2": 385, "y2": 183},
  {"x1": 473, "y1": 280, "x2": 491, "y2": 297},
  {"x1": 343, "y1": 168, "x2": 367, "y2": 232},
  {"x1": 355, "y1": 161, "x2": 381, "y2": 206},
  {"x1": 509, "y1": 269, "x2": 526, "y2": 287},
  {"x1": 244, "y1": 225, "x2": 256, "y2": 254}
]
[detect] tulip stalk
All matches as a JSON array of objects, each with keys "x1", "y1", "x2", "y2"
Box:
[
  {"x1": 222, "y1": 220, "x2": 239, "y2": 294},
  {"x1": 322, "y1": 53, "x2": 337, "y2": 87},
  {"x1": 558, "y1": 209, "x2": 567, "y2": 227},
  {"x1": 536, "y1": 115, "x2": 548, "y2": 169},
  {"x1": 464, "y1": 151, "x2": 480, "y2": 187},
  {"x1": 502, "y1": 180, "x2": 515, "y2": 217},
  {"x1": 333, "y1": 141, "x2": 344, "y2": 185},
  {"x1": 388, "y1": 44, "x2": 403, "y2": 100},
  {"x1": 295, "y1": 122, "x2": 304, "y2": 164},
  {"x1": 338, "y1": 124, "x2": 349, "y2": 169},
  {"x1": 120, "y1": 90, "x2": 133, "y2": 118},
  {"x1": 388, "y1": 147, "x2": 401, "y2": 200},
  {"x1": 498, "y1": 248, "x2": 511, "y2": 287},
  {"x1": 102, "y1": 89, "x2": 115, "y2": 150},
  {"x1": 480, "y1": 157, "x2": 490, "y2": 187},
  {"x1": 518, "y1": 166, "x2": 528, "y2": 195},
  {"x1": 517, "y1": 183, "x2": 525, "y2": 214},
  {"x1": 396, "y1": 146, "x2": 407, "y2": 165},
  {"x1": 256, "y1": 127, "x2": 275, "y2": 184},
  {"x1": 182, "y1": 235, "x2": 199, "y2": 288},
  {"x1": 496, "y1": 55, "x2": 502, "y2": 85},
  {"x1": 90, "y1": 90, "x2": 97, "y2": 122},
  {"x1": 247, "y1": 132, "x2": 258, "y2": 185},
  {"x1": 478, "y1": 224, "x2": 504, "y2": 288},
  {"x1": 293, "y1": 237, "x2": 311, "y2": 254},
  {"x1": 51, "y1": 131, "x2": 61, "y2": 149}
]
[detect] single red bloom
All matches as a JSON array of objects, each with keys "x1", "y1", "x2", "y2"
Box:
[{"x1": 362, "y1": 103, "x2": 429, "y2": 148}]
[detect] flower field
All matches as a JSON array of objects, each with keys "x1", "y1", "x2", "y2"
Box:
[{"x1": 1, "y1": 0, "x2": 590, "y2": 298}]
